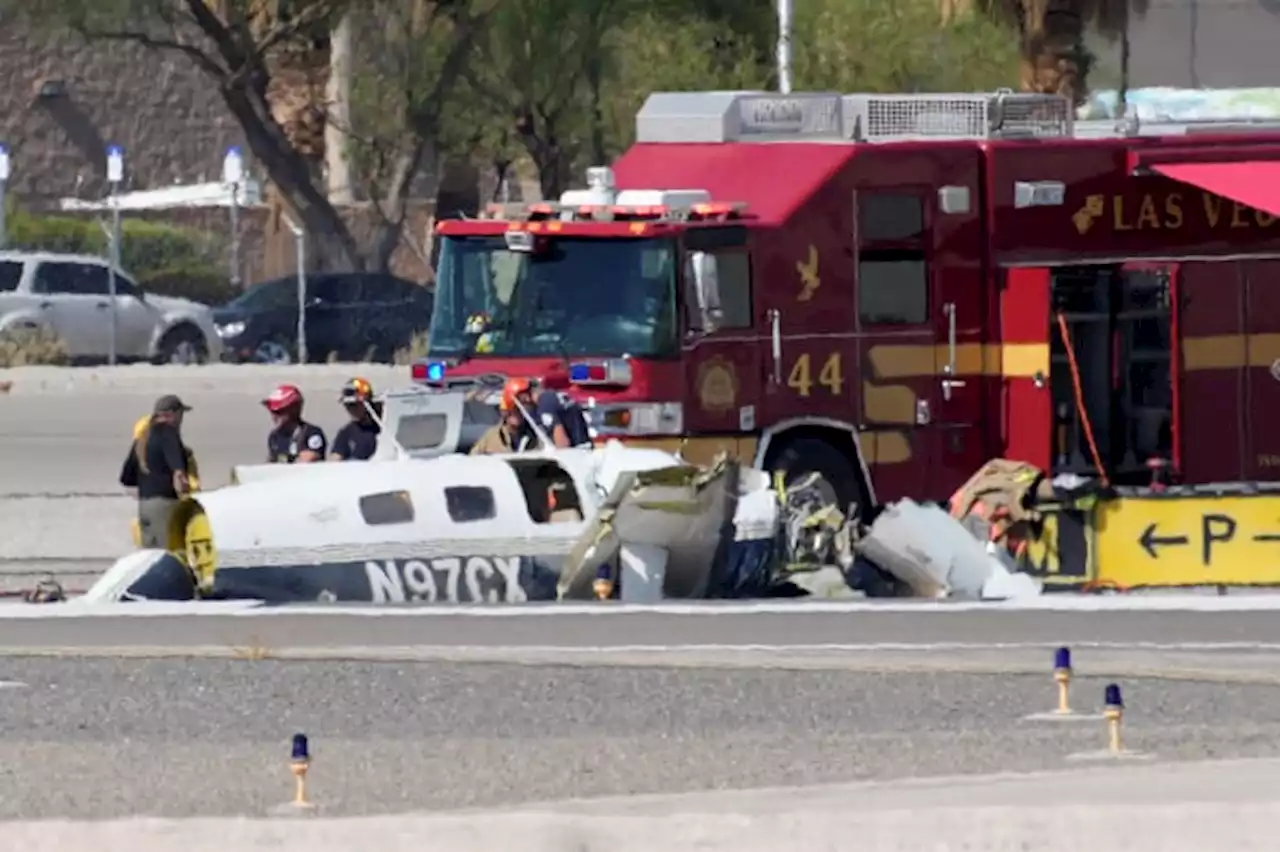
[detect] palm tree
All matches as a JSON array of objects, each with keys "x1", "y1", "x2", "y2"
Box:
[{"x1": 941, "y1": 0, "x2": 1148, "y2": 104}]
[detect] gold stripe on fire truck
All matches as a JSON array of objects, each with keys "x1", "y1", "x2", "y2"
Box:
[
  {"x1": 865, "y1": 336, "x2": 1280, "y2": 377},
  {"x1": 865, "y1": 344, "x2": 1049, "y2": 379},
  {"x1": 1181, "y1": 334, "x2": 1280, "y2": 371}
]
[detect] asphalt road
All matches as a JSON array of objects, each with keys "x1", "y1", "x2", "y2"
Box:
[
  {"x1": 0, "y1": 368, "x2": 407, "y2": 562},
  {"x1": 0, "y1": 376, "x2": 397, "y2": 497}
]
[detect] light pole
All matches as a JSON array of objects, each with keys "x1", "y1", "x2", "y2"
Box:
[
  {"x1": 105, "y1": 144, "x2": 124, "y2": 366},
  {"x1": 0, "y1": 144, "x2": 10, "y2": 250},
  {"x1": 223, "y1": 146, "x2": 243, "y2": 290},
  {"x1": 776, "y1": 0, "x2": 793, "y2": 94},
  {"x1": 284, "y1": 213, "x2": 307, "y2": 364}
]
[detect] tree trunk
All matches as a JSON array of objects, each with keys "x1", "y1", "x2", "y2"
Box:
[
  {"x1": 587, "y1": 52, "x2": 605, "y2": 166},
  {"x1": 325, "y1": 12, "x2": 355, "y2": 205},
  {"x1": 221, "y1": 81, "x2": 365, "y2": 271},
  {"x1": 1018, "y1": 1, "x2": 1089, "y2": 104}
]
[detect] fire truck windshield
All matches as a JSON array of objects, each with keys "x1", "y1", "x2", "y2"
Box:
[{"x1": 429, "y1": 235, "x2": 678, "y2": 359}]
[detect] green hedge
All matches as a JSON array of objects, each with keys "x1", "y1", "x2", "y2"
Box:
[
  {"x1": 6, "y1": 207, "x2": 235, "y2": 306},
  {"x1": 137, "y1": 265, "x2": 240, "y2": 306}
]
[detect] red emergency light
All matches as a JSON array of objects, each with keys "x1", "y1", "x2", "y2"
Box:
[{"x1": 410, "y1": 362, "x2": 428, "y2": 382}]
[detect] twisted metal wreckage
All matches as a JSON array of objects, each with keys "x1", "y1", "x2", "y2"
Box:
[{"x1": 84, "y1": 388, "x2": 1053, "y2": 605}]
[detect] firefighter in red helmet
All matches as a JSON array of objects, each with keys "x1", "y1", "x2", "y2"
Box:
[{"x1": 263, "y1": 383, "x2": 327, "y2": 463}]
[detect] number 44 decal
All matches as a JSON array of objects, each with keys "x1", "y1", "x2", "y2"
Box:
[{"x1": 787, "y1": 352, "x2": 845, "y2": 397}]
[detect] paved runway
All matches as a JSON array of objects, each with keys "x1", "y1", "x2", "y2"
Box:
[{"x1": 1, "y1": 653, "x2": 1280, "y2": 821}]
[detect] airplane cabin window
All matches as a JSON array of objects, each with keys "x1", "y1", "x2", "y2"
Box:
[
  {"x1": 445, "y1": 486, "x2": 497, "y2": 522},
  {"x1": 394, "y1": 412, "x2": 449, "y2": 451},
  {"x1": 359, "y1": 490, "x2": 415, "y2": 525}
]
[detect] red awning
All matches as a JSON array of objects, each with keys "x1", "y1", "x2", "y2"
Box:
[{"x1": 1151, "y1": 161, "x2": 1280, "y2": 219}]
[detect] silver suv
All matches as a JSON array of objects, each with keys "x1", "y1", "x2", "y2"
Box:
[{"x1": 0, "y1": 251, "x2": 222, "y2": 363}]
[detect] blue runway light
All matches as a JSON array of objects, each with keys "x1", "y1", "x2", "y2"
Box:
[
  {"x1": 1054, "y1": 647, "x2": 1071, "y2": 671},
  {"x1": 427, "y1": 362, "x2": 446, "y2": 382},
  {"x1": 292, "y1": 733, "x2": 310, "y2": 762},
  {"x1": 1104, "y1": 683, "x2": 1124, "y2": 709},
  {"x1": 592, "y1": 563, "x2": 614, "y2": 601}
]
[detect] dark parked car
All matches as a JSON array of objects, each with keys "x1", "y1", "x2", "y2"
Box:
[{"x1": 212, "y1": 273, "x2": 433, "y2": 364}]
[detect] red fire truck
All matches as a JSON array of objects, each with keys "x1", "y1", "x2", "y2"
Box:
[{"x1": 412, "y1": 89, "x2": 1280, "y2": 516}]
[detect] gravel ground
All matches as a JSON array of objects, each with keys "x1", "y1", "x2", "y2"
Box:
[{"x1": 1, "y1": 658, "x2": 1280, "y2": 820}]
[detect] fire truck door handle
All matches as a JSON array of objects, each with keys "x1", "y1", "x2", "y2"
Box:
[
  {"x1": 941, "y1": 302, "x2": 966, "y2": 401},
  {"x1": 768, "y1": 309, "x2": 782, "y2": 384}
]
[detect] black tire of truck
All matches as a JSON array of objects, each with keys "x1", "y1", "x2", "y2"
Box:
[
  {"x1": 768, "y1": 437, "x2": 866, "y2": 520},
  {"x1": 155, "y1": 324, "x2": 210, "y2": 365}
]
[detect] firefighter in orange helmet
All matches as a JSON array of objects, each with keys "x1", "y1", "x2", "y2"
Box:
[
  {"x1": 331, "y1": 377, "x2": 380, "y2": 461},
  {"x1": 470, "y1": 377, "x2": 540, "y2": 455}
]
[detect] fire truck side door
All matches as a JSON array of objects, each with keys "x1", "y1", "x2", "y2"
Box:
[
  {"x1": 681, "y1": 228, "x2": 762, "y2": 462},
  {"x1": 1001, "y1": 267, "x2": 1052, "y2": 472},
  {"x1": 932, "y1": 260, "x2": 990, "y2": 497}
]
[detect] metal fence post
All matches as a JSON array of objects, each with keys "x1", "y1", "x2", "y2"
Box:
[
  {"x1": 223, "y1": 146, "x2": 243, "y2": 290},
  {"x1": 105, "y1": 144, "x2": 125, "y2": 367},
  {"x1": 285, "y1": 214, "x2": 307, "y2": 363}
]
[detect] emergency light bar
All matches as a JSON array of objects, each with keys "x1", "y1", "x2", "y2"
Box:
[
  {"x1": 569, "y1": 358, "x2": 633, "y2": 387},
  {"x1": 482, "y1": 200, "x2": 749, "y2": 224}
]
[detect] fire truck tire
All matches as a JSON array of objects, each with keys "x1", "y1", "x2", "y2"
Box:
[{"x1": 767, "y1": 437, "x2": 866, "y2": 518}]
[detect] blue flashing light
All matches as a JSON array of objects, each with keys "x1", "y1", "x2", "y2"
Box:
[
  {"x1": 1104, "y1": 683, "x2": 1123, "y2": 709},
  {"x1": 291, "y1": 733, "x2": 310, "y2": 761},
  {"x1": 427, "y1": 361, "x2": 446, "y2": 382},
  {"x1": 1054, "y1": 647, "x2": 1071, "y2": 671},
  {"x1": 569, "y1": 363, "x2": 591, "y2": 383}
]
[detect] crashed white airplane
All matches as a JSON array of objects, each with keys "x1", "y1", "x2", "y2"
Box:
[{"x1": 87, "y1": 387, "x2": 1041, "y2": 605}]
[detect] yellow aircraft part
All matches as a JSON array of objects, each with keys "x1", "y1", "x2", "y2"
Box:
[{"x1": 180, "y1": 505, "x2": 218, "y2": 593}]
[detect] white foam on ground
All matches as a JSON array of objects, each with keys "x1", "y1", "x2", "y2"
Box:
[
  {"x1": 229, "y1": 593, "x2": 1280, "y2": 615},
  {"x1": 5, "y1": 758, "x2": 1280, "y2": 851},
  {"x1": 0, "y1": 600, "x2": 262, "y2": 618}
]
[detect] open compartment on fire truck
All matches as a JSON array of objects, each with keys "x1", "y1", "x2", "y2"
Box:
[{"x1": 1048, "y1": 264, "x2": 1175, "y2": 485}]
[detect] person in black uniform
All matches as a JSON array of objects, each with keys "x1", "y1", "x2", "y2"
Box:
[
  {"x1": 331, "y1": 377, "x2": 381, "y2": 461},
  {"x1": 263, "y1": 383, "x2": 327, "y2": 463},
  {"x1": 533, "y1": 386, "x2": 593, "y2": 448},
  {"x1": 119, "y1": 394, "x2": 193, "y2": 549}
]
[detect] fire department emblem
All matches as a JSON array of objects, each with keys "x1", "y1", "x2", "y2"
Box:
[
  {"x1": 697, "y1": 357, "x2": 738, "y2": 412},
  {"x1": 1073, "y1": 194, "x2": 1105, "y2": 235}
]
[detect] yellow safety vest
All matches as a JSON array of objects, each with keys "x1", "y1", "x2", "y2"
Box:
[{"x1": 130, "y1": 416, "x2": 201, "y2": 547}]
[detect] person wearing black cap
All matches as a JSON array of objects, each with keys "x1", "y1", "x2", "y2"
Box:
[{"x1": 119, "y1": 394, "x2": 193, "y2": 549}]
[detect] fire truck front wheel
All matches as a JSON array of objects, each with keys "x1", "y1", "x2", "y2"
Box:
[{"x1": 767, "y1": 437, "x2": 866, "y2": 519}]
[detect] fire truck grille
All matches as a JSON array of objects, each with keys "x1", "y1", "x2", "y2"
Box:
[{"x1": 847, "y1": 92, "x2": 1074, "y2": 142}]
